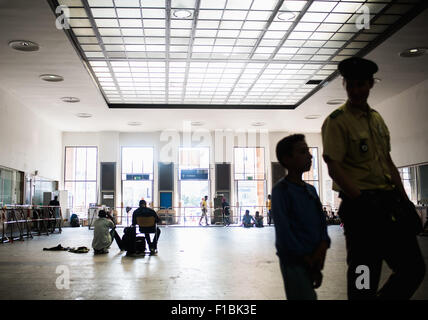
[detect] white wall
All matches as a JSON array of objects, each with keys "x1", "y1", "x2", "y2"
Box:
[
  {"x1": 376, "y1": 79, "x2": 428, "y2": 168},
  {"x1": 0, "y1": 87, "x2": 62, "y2": 181},
  {"x1": 62, "y1": 129, "x2": 330, "y2": 210}
]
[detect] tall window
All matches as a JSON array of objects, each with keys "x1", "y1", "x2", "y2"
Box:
[
  {"x1": 399, "y1": 166, "x2": 417, "y2": 203},
  {"x1": 303, "y1": 147, "x2": 320, "y2": 195},
  {"x1": 121, "y1": 147, "x2": 154, "y2": 209},
  {"x1": 234, "y1": 147, "x2": 265, "y2": 219},
  {"x1": 64, "y1": 147, "x2": 97, "y2": 216}
]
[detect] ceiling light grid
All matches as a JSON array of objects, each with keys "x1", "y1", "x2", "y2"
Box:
[{"x1": 54, "y1": 0, "x2": 426, "y2": 107}]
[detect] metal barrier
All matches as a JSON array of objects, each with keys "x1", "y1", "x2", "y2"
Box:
[
  {"x1": 1, "y1": 205, "x2": 63, "y2": 243},
  {"x1": 85, "y1": 205, "x2": 273, "y2": 228}
]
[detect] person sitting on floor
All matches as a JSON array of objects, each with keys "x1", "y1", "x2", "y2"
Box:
[
  {"x1": 132, "y1": 200, "x2": 161, "y2": 255},
  {"x1": 92, "y1": 210, "x2": 122, "y2": 254},
  {"x1": 242, "y1": 210, "x2": 256, "y2": 228},
  {"x1": 255, "y1": 211, "x2": 264, "y2": 228}
]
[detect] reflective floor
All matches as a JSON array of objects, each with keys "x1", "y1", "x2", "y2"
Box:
[{"x1": 0, "y1": 225, "x2": 427, "y2": 300}]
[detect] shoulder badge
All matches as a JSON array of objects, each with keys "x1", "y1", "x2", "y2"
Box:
[{"x1": 329, "y1": 109, "x2": 344, "y2": 119}]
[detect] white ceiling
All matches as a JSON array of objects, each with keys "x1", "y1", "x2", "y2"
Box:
[{"x1": 0, "y1": 0, "x2": 427, "y2": 133}]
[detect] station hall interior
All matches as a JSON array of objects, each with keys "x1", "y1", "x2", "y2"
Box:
[{"x1": 0, "y1": 0, "x2": 428, "y2": 300}]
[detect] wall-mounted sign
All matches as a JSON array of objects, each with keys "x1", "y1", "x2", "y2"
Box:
[
  {"x1": 180, "y1": 169, "x2": 209, "y2": 180},
  {"x1": 126, "y1": 174, "x2": 150, "y2": 181}
]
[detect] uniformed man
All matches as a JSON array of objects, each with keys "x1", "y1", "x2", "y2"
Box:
[{"x1": 321, "y1": 57, "x2": 425, "y2": 300}]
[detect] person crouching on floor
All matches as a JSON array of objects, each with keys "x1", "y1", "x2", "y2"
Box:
[{"x1": 92, "y1": 210, "x2": 123, "y2": 254}]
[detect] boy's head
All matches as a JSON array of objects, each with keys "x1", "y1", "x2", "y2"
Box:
[
  {"x1": 204, "y1": 195, "x2": 208, "y2": 200},
  {"x1": 268, "y1": 194, "x2": 271, "y2": 200},
  {"x1": 276, "y1": 134, "x2": 312, "y2": 172},
  {"x1": 139, "y1": 199, "x2": 147, "y2": 207},
  {"x1": 98, "y1": 210, "x2": 107, "y2": 218},
  {"x1": 245, "y1": 210, "x2": 250, "y2": 215}
]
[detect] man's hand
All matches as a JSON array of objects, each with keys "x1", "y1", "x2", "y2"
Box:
[{"x1": 309, "y1": 241, "x2": 329, "y2": 270}]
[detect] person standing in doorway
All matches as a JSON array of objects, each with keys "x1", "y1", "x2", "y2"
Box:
[
  {"x1": 199, "y1": 195, "x2": 209, "y2": 226},
  {"x1": 267, "y1": 194, "x2": 273, "y2": 225},
  {"x1": 321, "y1": 57, "x2": 425, "y2": 300}
]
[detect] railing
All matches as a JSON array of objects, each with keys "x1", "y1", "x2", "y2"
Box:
[
  {"x1": 85, "y1": 205, "x2": 273, "y2": 228},
  {"x1": 0, "y1": 205, "x2": 63, "y2": 243}
]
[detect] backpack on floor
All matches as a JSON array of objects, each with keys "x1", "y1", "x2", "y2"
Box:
[
  {"x1": 121, "y1": 226, "x2": 136, "y2": 253},
  {"x1": 135, "y1": 236, "x2": 146, "y2": 253},
  {"x1": 70, "y1": 214, "x2": 80, "y2": 227}
]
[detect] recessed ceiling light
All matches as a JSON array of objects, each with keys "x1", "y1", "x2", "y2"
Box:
[
  {"x1": 128, "y1": 121, "x2": 142, "y2": 126},
  {"x1": 305, "y1": 115, "x2": 321, "y2": 120},
  {"x1": 61, "y1": 97, "x2": 80, "y2": 103},
  {"x1": 191, "y1": 121, "x2": 204, "y2": 126},
  {"x1": 326, "y1": 99, "x2": 346, "y2": 105},
  {"x1": 251, "y1": 121, "x2": 266, "y2": 127},
  {"x1": 8, "y1": 40, "x2": 39, "y2": 52},
  {"x1": 172, "y1": 9, "x2": 192, "y2": 19},
  {"x1": 399, "y1": 48, "x2": 427, "y2": 58},
  {"x1": 39, "y1": 74, "x2": 64, "y2": 82},
  {"x1": 277, "y1": 12, "x2": 296, "y2": 21},
  {"x1": 76, "y1": 113, "x2": 92, "y2": 118}
]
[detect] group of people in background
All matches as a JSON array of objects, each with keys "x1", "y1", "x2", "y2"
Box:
[{"x1": 92, "y1": 199, "x2": 161, "y2": 256}]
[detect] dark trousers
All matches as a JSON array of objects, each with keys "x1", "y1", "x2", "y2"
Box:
[
  {"x1": 110, "y1": 229, "x2": 123, "y2": 250},
  {"x1": 145, "y1": 227, "x2": 161, "y2": 250},
  {"x1": 268, "y1": 210, "x2": 273, "y2": 225},
  {"x1": 339, "y1": 190, "x2": 425, "y2": 300}
]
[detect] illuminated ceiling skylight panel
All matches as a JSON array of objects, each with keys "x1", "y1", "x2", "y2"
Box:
[
  {"x1": 81, "y1": 44, "x2": 102, "y2": 51},
  {"x1": 332, "y1": 2, "x2": 363, "y2": 13},
  {"x1": 289, "y1": 31, "x2": 314, "y2": 40},
  {"x1": 74, "y1": 28, "x2": 96, "y2": 36},
  {"x1": 316, "y1": 23, "x2": 342, "y2": 32},
  {"x1": 219, "y1": 20, "x2": 244, "y2": 29},
  {"x1": 324, "y1": 13, "x2": 352, "y2": 23},
  {"x1": 98, "y1": 28, "x2": 122, "y2": 36},
  {"x1": 324, "y1": 40, "x2": 346, "y2": 48},
  {"x1": 113, "y1": 0, "x2": 140, "y2": 7},
  {"x1": 170, "y1": 19, "x2": 193, "y2": 28},
  {"x1": 330, "y1": 32, "x2": 354, "y2": 41},
  {"x1": 77, "y1": 36, "x2": 99, "y2": 44},
  {"x1": 295, "y1": 22, "x2": 322, "y2": 33},
  {"x1": 280, "y1": 1, "x2": 308, "y2": 12},
  {"x1": 170, "y1": 29, "x2": 192, "y2": 36},
  {"x1": 346, "y1": 41, "x2": 369, "y2": 49},
  {"x1": 310, "y1": 55, "x2": 331, "y2": 61},
  {"x1": 69, "y1": 18, "x2": 92, "y2": 28},
  {"x1": 222, "y1": 10, "x2": 248, "y2": 20},
  {"x1": 102, "y1": 36, "x2": 124, "y2": 43},
  {"x1": 85, "y1": 52, "x2": 105, "y2": 57},
  {"x1": 246, "y1": 10, "x2": 272, "y2": 21},
  {"x1": 196, "y1": 20, "x2": 221, "y2": 29},
  {"x1": 301, "y1": 12, "x2": 328, "y2": 23},
  {"x1": 198, "y1": 10, "x2": 223, "y2": 20},
  {"x1": 225, "y1": 0, "x2": 252, "y2": 10},
  {"x1": 307, "y1": 1, "x2": 338, "y2": 12},
  {"x1": 141, "y1": 8, "x2": 165, "y2": 18},
  {"x1": 91, "y1": 8, "x2": 117, "y2": 18}
]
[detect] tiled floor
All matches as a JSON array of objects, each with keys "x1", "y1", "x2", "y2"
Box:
[{"x1": 0, "y1": 225, "x2": 426, "y2": 300}]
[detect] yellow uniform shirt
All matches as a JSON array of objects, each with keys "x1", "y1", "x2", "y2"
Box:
[{"x1": 321, "y1": 102, "x2": 394, "y2": 192}]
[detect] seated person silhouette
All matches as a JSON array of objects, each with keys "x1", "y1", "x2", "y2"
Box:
[
  {"x1": 255, "y1": 211, "x2": 264, "y2": 228},
  {"x1": 132, "y1": 200, "x2": 161, "y2": 255},
  {"x1": 92, "y1": 210, "x2": 123, "y2": 254},
  {"x1": 242, "y1": 210, "x2": 256, "y2": 228}
]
